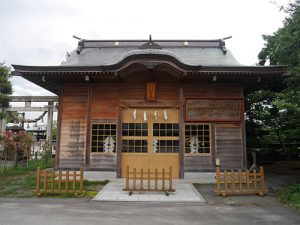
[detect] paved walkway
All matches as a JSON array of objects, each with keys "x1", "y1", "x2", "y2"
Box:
[
  {"x1": 1, "y1": 199, "x2": 299, "y2": 225},
  {"x1": 93, "y1": 179, "x2": 206, "y2": 203}
]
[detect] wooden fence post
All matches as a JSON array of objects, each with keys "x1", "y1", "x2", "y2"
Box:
[
  {"x1": 125, "y1": 165, "x2": 129, "y2": 191},
  {"x1": 216, "y1": 166, "x2": 220, "y2": 194},
  {"x1": 140, "y1": 168, "x2": 144, "y2": 191},
  {"x1": 43, "y1": 170, "x2": 47, "y2": 192},
  {"x1": 246, "y1": 169, "x2": 250, "y2": 191},
  {"x1": 162, "y1": 168, "x2": 165, "y2": 191},
  {"x1": 147, "y1": 168, "x2": 150, "y2": 191},
  {"x1": 223, "y1": 170, "x2": 228, "y2": 196},
  {"x1": 154, "y1": 168, "x2": 158, "y2": 191},
  {"x1": 133, "y1": 168, "x2": 136, "y2": 191},
  {"x1": 51, "y1": 172, "x2": 54, "y2": 192},
  {"x1": 231, "y1": 170, "x2": 235, "y2": 192},
  {"x1": 66, "y1": 171, "x2": 69, "y2": 191},
  {"x1": 80, "y1": 167, "x2": 84, "y2": 193},
  {"x1": 260, "y1": 166, "x2": 265, "y2": 196},
  {"x1": 169, "y1": 166, "x2": 173, "y2": 192},
  {"x1": 58, "y1": 170, "x2": 62, "y2": 191},
  {"x1": 72, "y1": 170, "x2": 76, "y2": 192},
  {"x1": 36, "y1": 167, "x2": 40, "y2": 193},
  {"x1": 253, "y1": 169, "x2": 257, "y2": 191},
  {"x1": 238, "y1": 170, "x2": 242, "y2": 191}
]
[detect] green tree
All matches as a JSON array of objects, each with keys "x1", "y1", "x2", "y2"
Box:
[
  {"x1": 246, "y1": 0, "x2": 300, "y2": 154},
  {"x1": 0, "y1": 63, "x2": 13, "y2": 119}
]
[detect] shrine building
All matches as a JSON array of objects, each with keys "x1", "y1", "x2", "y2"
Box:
[{"x1": 12, "y1": 37, "x2": 286, "y2": 178}]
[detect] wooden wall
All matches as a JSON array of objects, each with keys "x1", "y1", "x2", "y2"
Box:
[
  {"x1": 183, "y1": 83, "x2": 245, "y2": 172},
  {"x1": 215, "y1": 124, "x2": 243, "y2": 169},
  {"x1": 59, "y1": 85, "x2": 88, "y2": 169},
  {"x1": 57, "y1": 77, "x2": 246, "y2": 172}
]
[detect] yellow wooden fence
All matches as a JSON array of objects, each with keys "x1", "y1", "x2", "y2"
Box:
[
  {"x1": 215, "y1": 166, "x2": 265, "y2": 196},
  {"x1": 34, "y1": 167, "x2": 84, "y2": 195},
  {"x1": 124, "y1": 166, "x2": 175, "y2": 195}
]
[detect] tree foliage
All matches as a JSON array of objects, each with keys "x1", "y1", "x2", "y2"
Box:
[
  {"x1": 0, "y1": 63, "x2": 13, "y2": 119},
  {"x1": 246, "y1": 0, "x2": 300, "y2": 154}
]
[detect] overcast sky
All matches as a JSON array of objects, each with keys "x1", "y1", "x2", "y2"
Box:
[{"x1": 0, "y1": 0, "x2": 291, "y2": 97}]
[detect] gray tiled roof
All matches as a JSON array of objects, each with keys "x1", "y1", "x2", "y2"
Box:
[{"x1": 62, "y1": 39, "x2": 242, "y2": 67}]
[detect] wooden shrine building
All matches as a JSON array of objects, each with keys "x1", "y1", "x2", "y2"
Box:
[{"x1": 13, "y1": 37, "x2": 286, "y2": 178}]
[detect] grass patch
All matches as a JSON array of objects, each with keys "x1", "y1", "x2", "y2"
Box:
[
  {"x1": 0, "y1": 161, "x2": 109, "y2": 198},
  {"x1": 38, "y1": 180, "x2": 109, "y2": 198},
  {"x1": 277, "y1": 183, "x2": 300, "y2": 211},
  {"x1": 0, "y1": 159, "x2": 54, "y2": 176}
]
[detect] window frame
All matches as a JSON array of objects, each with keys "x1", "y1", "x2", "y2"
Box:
[
  {"x1": 184, "y1": 123, "x2": 212, "y2": 156},
  {"x1": 90, "y1": 122, "x2": 117, "y2": 154}
]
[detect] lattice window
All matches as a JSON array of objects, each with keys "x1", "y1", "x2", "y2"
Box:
[
  {"x1": 91, "y1": 123, "x2": 117, "y2": 153},
  {"x1": 122, "y1": 123, "x2": 148, "y2": 136},
  {"x1": 185, "y1": 124, "x2": 210, "y2": 154},
  {"x1": 153, "y1": 123, "x2": 179, "y2": 136},
  {"x1": 153, "y1": 123, "x2": 179, "y2": 153},
  {"x1": 156, "y1": 140, "x2": 179, "y2": 153},
  {"x1": 122, "y1": 140, "x2": 148, "y2": 153},
  {"x1": 122, "y1": 123, "x2": 148, "y2": 153}
]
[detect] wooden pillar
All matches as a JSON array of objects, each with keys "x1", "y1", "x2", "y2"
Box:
[
  {"x1": 179, "y1": 87, "x2": 184, "y2": 179},
  {"x1": 85, "y1": 86, "x2": 92, "y2": 169},
  {"x1": 55, "y1": 92, "x2": 63, "y2": 169},
  {"x1": 117, "y1": 104, "x2": 122, "y2": 178},
  {"x1": 241, "y1": 88, "x2": 247, "y2": 169},
  {"x1": 46, "y1": 102, "x2": 54, "y2": 152}
]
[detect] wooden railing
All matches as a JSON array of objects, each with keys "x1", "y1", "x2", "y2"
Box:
[
  {"x1": 34, "y1": 167, "x2": 84, "y2": 195},
  {"x1": 123, "y1": 166, "x2": 175, "y2": 196},
  {"x1": 215, "y1": 166, "x2": 265, "y2": 197}
]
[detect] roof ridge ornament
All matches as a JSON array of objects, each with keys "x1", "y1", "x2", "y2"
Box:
[
  {"x1": 220, "y1": 36, "x2": 232, "y2": 55},
  {"x1": 73, "y1": 35, "x2": 85, "y2": 54},
  {"x1": 139, "y1": 34, "x2": 162, "y2": 50}
]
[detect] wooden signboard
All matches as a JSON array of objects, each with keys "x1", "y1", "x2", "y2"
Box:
[
  {"x1": 146, "y1": 83, "x2": 156, "y2": 101},
  {"x1": 185, "y1": 98, "x2": 243, "y2": 122}
]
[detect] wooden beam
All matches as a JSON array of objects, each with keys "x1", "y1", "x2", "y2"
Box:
[
  {"x1": 7, "y1": 106, "x2": 58, "y2": 112},
  {"x1": 10, "y1": 96, "x2": 58, "y2": 102},
  {"x1": 179, "y1": 86, "x2": 184, "y2": 179}
]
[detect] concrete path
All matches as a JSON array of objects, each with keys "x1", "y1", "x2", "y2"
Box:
[
  {"x1": 0, "y1": 198, "x2": 299, "y2": 225},
  {"x1": 93, "y1": 179, "x2": 206, "y2": 202}
]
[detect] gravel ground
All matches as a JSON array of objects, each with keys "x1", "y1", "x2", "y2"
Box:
[{"x1": 194, "y1": 173, "x2": 300, "y2": 206}]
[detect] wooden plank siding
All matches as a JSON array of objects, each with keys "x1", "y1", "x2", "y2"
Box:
[
  {"x1": 59, "y1": 85, "x2": 88, "y2": 169},
  {"x1": 215, "y1": 124, "x2": 244, "y2": 170},
  {"x1": 90, "y1": 153, "x2": 117, "y2": 170},
  {"x1": 184, "y1": 156, "x2": 213, "y2": 172},
  {"x1": 183, "y1": 83, "x2": 244, "y2": 172},
  {"x1": 57, "y1": 80, "x2": 246, "y2": 172}
]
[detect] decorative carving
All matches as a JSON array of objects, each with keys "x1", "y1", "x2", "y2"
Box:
[
  {"x1": 143, "y1": 110, "x2": 147, "y2": 121},
  {"x1": 139, "y1": 35, "x2": 162, "y2": 49}
]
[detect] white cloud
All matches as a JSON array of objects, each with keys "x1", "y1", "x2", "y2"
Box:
[{"x1": 0, "y1": 0, "x2": 291, "y2": 96}]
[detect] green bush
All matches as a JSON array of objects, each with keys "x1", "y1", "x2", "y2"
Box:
[{"x1": 277, "y1": 184, "x2": 300, "y2": 211}]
